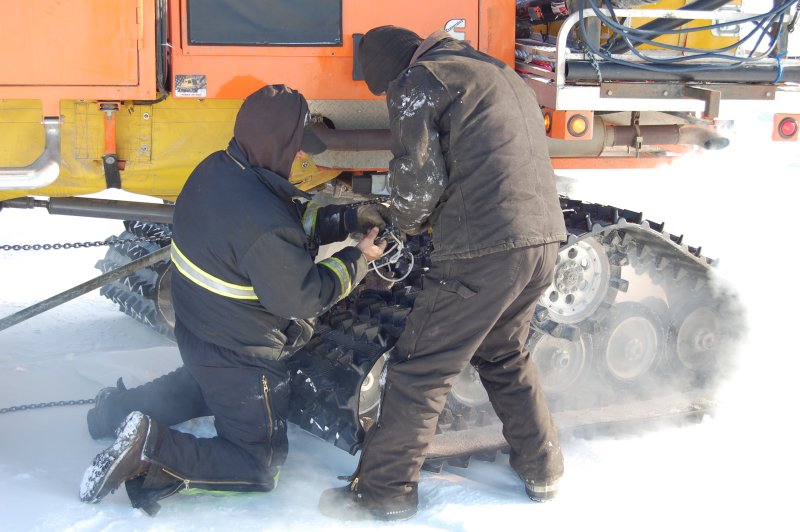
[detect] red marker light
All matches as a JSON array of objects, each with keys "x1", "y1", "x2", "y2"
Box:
[{"x1": 778, "y1": 117, "x2": 798, "y2": 139}]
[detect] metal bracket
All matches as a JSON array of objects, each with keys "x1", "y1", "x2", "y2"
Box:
[
  {"x1": 682, "y1": 86, "x2": 721, "y2": 119},
  {"x1": 100, "y1": 103, "x2": 122, "y2": 189},
  {"x1": 630, "y1": 111, "x2": 642, "y2": 157}
]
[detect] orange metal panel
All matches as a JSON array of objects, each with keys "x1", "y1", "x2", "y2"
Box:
[
  {"x1": 2, "y1": 0, "x2": 138, "y2": 86},
  {"x1": 0, "y1": 0, "x2": 157, "y2": 116},
  {"x1": 479, "y1": 0, "x2": 515, "y2": 66},
  {"x1": 168, "y1": 0, "x2": 512, "y2": 100},
  {"x1": 552, "y1": 156, "x2": 676, "y2": 170}
]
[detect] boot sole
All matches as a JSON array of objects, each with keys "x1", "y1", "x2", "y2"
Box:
[{"x1": 80, "y1": 412, "x2": 147, "y2": 503}]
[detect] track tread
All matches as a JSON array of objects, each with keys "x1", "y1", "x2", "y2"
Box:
[{"x1": 99, "y1": 201, "x2": 739, "y2": 469}]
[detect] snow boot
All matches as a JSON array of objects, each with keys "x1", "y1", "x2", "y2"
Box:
[
  {"x1": 80, "y1": 411, "x2": 151, "y2": 504},
  {"x1": 318, "y1": 484, "x2": 417, "y2": 521},
  {"x1": 525, "y1": 478, "x2": 559, "y2": 502},
  {"x1": 86, "y1": 377, "x2": 128, "y2": 439}
]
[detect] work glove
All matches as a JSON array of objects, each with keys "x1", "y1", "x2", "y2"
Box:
[
  {"x1": 283, "y1": 318, "x2": 315, "y2": 356},
  {"x1": 344, "y1": 204, "x2": 390, "y2": 235}
]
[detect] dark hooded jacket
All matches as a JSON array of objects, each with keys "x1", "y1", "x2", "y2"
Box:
[
  {"x1": 170, "y1": 85, "x2": 367, "y2": 359},
  {"x1": 364, "y1": 30, "x2": 567, "y2": 259}
]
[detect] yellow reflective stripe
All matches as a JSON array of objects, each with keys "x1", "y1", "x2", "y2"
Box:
[
  {"x1": 302, "y1": 203, "x2": 321, "y2": 237},
  {"x1": 320, "y1": 257, "x2": 352, "y2": 300},
  {"x1": 170, "y1": 243, "x2": 258, "y2": 300}
]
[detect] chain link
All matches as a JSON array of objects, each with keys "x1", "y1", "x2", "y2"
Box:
[
  {"x1": 0, "y1": 234, "x2": 171, "y2": 252},
  {"x1": 0, "y1": 398, "x2": 95, "y2": 415},
  {"x1": 788, "y1": 0, "x2": 799, "y2": 33},
  {"x1": 2, "y1": 198, "x2": 386, "y2": 253},
  {"x1": 1, "y1": 200, "x2": 387, "y2": 253},
  {"x1": 580, "y1": 41, "x2": 604, "y2": 84},
  {"x1": 337, "y1": 197, "x2": 391, "y2": 208},
  {"x1": 0, "y1": 201, "x2": 385, "y2": 413}
]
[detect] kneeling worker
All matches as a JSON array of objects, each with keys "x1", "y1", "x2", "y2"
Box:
[{"x1": 79, "y1": 84, "x2": 388, "y2": 515}]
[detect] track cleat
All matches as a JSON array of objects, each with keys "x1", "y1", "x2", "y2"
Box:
[
  {"x1": 86, "y1": 377, "x2": 128, "y2": 439},
  {"x1": 319, "y1": 484, "x2": 417, "y2": 521},
  {"x1": 525, "y1": 478, "x2": 559, "y2": 502},
  {"x1": 80, "y1": 411, "x2": 151, "y2": 504}
]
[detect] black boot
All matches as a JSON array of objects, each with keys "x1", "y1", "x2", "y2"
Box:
[
  {"x1": 318, "y1": 484, "x2": 417, "y2": 521},
  {"x1": 125, "y1": 468, "x2": 185, "y2": 517},
  {"x1": 86, "y1": 378, "x2": 128, "y2": 439},
  {"x1": 80, "y1": 411, "x2": 151, "y2": 504}
]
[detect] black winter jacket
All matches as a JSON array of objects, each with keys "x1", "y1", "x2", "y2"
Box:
[
  {"x1": 170, "y1": 140, "x2": 367, "y2": 359},
  {"x1": 387, "y1": 32, "x2": 566, "y2": 259}
]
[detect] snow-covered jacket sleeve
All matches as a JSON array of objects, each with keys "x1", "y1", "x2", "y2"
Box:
[
  {"x1": 242, "y1": 224, "x2": 367, "y2": 319},
  {"x1": 387, "y1": 67, "x2": 449, "y2": 233}
]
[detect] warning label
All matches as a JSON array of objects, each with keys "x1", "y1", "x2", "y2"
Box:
[{"x1": 175, "y1": 75, "x2": 207, "y2": 97}]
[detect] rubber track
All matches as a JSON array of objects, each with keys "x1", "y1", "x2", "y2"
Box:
[
  {"x1": 98, "y1": 200, "x2": 739, "y2": 470},
  {"x1": 287, "y1": 199, "x2": 739, "y2": 469},
  {"x1": 96, "y1": 221, "x2": 174, "y2": 339}
]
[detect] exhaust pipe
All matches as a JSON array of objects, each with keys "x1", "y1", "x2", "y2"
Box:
[
  {"x1": 0, "y1": 118, "x2": 61, "y2": 191},
  {"x1": 0, "y1": 196, "x2": 175, "y2": 224},
  {"x1": 309, "y1": 118, "x2": 727, "y2": 157},
  {"x1": 603, "y1": 123, "x2": 730, "y2": 151}
]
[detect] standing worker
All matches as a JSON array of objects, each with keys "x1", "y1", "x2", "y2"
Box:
[
  {"x1": 319, "y1": 26, "x2": 568, "y2": 521},
  {"x1": 79, "y1": 85, "x2": 388, "y2": 515}
]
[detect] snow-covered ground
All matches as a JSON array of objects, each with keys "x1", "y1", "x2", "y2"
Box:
[{"x1": 1, "y1": 112, "x2": 799, "y2": 531}]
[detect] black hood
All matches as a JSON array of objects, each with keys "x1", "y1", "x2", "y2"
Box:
[
  {"x1": 357, "y1": 26, "x2": 423, "y2": 95},
  {"x1": 233, "y1": 85, "x2": 308, "y2": 179}
]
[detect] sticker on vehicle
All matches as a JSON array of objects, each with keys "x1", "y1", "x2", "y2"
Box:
[
  {"x1": 445, "y1": 19, "x2": 466, "y2": 41},
  {"x1": 175, "y1": 75, "x2": 207, "y2": 97}
]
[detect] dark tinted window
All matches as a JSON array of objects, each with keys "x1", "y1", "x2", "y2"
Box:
[{"x1": 187, "y1": 0, "x2": 342, "y2": 46}]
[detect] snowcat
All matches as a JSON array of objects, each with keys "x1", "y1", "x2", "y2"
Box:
[{"x1": 1, "y1": 0, "x2": 798, "y2": 470}]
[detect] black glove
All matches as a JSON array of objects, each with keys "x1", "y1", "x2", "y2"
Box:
[{"x1": 344, "y1": 204, "x2": 390, "y2": 235}]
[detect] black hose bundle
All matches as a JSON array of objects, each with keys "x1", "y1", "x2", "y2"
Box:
[{"x1": 576, "y1": 0, "x2": 798, "y2": 74}]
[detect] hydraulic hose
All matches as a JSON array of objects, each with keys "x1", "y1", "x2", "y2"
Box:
[
  {"x1": 565, "y1": 61, "x2": 800, "y2": 82},
  {"x1": 605, "y1": 0, "x2": 734, "y2": 54}
]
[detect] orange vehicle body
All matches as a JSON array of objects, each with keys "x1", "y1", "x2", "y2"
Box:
[
  {"x1": 0, "y1": 0, "x2": 797, "y2": 205},
  {"x1": 1, "y1": 0, "x2": 796, "y2": 460},
  {"x1": 1, "y1": 0, "x2": 513, "y2": 115},
  {"x1": 1, "y1": 0, "x2": 159, "y2": 116},
  {"x1": 0, "y1": 0, "x2": 531, "y2": 202}
]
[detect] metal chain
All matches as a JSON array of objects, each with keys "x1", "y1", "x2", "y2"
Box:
[
  {"x1": 3, "y1": 199, "x2": 384, "y2": 253},
  {"x1": 1, "y1": 234, "x2": 171, "y2": 252},
  {"x1": 0, "y1": 398, "x2": 95, "y2": 415},
  {"x1": 579, "y1": 41, "x2": 603, "y2": 83},
  {"x1": 1, "y1": 201, "x2": 388, "y2": 415},
  {"x1": 788, "y1": 0, "x2": 799, "y2": 33},
  {"x1": 348, "y1": 198, "x2": 390, "y2": 206}
]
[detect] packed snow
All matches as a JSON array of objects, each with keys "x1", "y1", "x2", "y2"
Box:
[{"x1": 1, "y1": 112, "x2": 799, "y2": 531}]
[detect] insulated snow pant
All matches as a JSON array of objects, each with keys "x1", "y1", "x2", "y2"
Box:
[
  {"x1": 108, "y1": 318, "x2": 290, "y2": 497},
  {"x1": 94, "y1": 365, "x2": 213, "y2": 431},
  {"x1": 355, "y1": 243, "x2": 564, "y2": 505}
]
